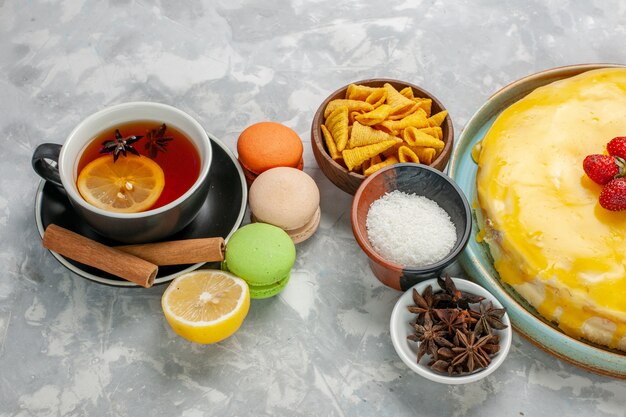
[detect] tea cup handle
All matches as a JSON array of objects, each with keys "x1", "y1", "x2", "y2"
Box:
[{"x1": 32, "y1": 143, "x2": 63, "y2": 188}]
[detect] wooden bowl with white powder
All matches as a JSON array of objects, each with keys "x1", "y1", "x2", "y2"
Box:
[{"x1": 351, "y1": 163, "x2": 471, "y2": 291}]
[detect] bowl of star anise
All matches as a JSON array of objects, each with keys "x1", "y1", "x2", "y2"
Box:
[{"x1": 390, "y1": 275, "x2": 512, "y2": 384}]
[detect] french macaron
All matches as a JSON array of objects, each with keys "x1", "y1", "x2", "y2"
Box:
[
  {"x1": 249, "y1": 167, "x2": 321, "y2": 244},
  {"x1": 223, "y1": 223, "x2": 296, "y2": 299},
  {"x1": 237, "y1": 122, "x2": 304, "y2": 186}
]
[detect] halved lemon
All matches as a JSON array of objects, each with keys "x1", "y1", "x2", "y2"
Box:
[
  {"x1": 77, "y1": 155, "x2": 165, "y2": 213},
  {"x1": 161, "y1": 270, "x2": 250, "y2": 344}
]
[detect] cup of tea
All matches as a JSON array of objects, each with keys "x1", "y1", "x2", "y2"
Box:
[{"x1": 32, "y1": 102, "x2": 213, "y2": 243}]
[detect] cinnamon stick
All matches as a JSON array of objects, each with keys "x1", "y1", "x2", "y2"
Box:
[
  {"x1": 43, "y1": 224, "x2": 158, "y2": 288},
  {"x1": 115, "y1": 238, "x2": 225, "y2": 266}
]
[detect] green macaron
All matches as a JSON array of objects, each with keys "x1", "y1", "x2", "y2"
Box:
[{"x1": 223, "y1": 223, "x2": 296, "y2": 299}]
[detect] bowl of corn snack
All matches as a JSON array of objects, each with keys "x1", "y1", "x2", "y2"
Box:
[{"x1": 310, "y1": 79, "x2": 453, "y2": 195}]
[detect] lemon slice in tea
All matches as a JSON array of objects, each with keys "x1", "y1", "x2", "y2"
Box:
[
  {"x1": 77, "y1": 155, "x2": 165, "y2": 213},
  {"x1": 161, "y1": 270, "x2": 250, "y2": 344}
]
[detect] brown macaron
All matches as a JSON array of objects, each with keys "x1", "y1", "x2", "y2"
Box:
[{"x1": 249, "y1": 167, "x2": 320, "y2": 243}]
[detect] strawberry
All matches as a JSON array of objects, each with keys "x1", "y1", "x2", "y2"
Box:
[
  {"x1": 607, "y1": 136, "x2": 626, "y2": 159},
  {"x1": 599, "y1": 178, "x2": 626, "y2": 211},
  {"x1": 582, "y1": 154, "x2": 625, "y2": 185}
]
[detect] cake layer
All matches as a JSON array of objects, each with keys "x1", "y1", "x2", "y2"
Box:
[{"x1": 476, "y1": 68, "x2": 626, "y2": 350}]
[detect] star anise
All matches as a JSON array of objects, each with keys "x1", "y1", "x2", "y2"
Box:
[
  {"x1": 437, "y1": 274, "x2": 485, "y2": 309},
  {"x1": 457, "y1": 309, "x2": 478, "y2": 327},
  {"x1": 100, "y1": 129, "x2": 142, "y2": 162},
  {"x1": 406, "y1": 276, "x2": 509, "y2": 376},
  {"x1": 408, "y1": 316, "x2": 453, "y2": 362},
  {"x1": 434, "y1": 308, "x2": 467, "y2": 335},
  {"x1": 470, "y1": 301, "x2": 508, "y2": 336},
  {"x1": 436, "y1": 346, "x2": 455, "y2": 360},
  {"x1": 481, "y1": 334, "x2": 501, "y2": 355},
  {"x1": 451, "y1": 329, "x2": 492, "y2": 373},
  {"x1": 144, "y1": 123, "x2": 174, "y2": 159},
  {"x1": 430, "y1": 359, "x2": 454, "y2": 375},
  {"x1": 407, "y1": 285, "x2": 436, "y2": 325}
]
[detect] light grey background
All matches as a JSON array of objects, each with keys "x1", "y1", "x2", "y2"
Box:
[{"x1": 1, "y1": 1, "x2": 625, "y2": 416}]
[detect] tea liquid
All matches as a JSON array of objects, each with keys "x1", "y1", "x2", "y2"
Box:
[{"x1": 78, "y1": 121, "x2": 201, "y2": 210}]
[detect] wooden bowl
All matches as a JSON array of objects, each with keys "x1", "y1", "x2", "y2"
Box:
[{"x1": 311, "y1": 78, "x2": 454, "y2": 195}]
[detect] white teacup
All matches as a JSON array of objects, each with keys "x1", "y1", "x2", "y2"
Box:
[{"x1": 32, "y1": 102, "x2": 213, "y2": 243}]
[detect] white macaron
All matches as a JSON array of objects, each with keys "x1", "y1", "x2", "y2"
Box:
[{"x1": 249, "y1": 167, "x2": 321, "y2": 243}]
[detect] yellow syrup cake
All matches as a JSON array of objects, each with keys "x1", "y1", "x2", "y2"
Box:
[{"x1": 476, "y1": 68, "x2": 626, "y2": 351}]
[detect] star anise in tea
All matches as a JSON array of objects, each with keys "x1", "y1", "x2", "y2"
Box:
[
  {"x1": 405, "y1": 275, "x2": 509, "y2": 377},
  {"x1": 144, "y1": 123, "x2": 174, "y2": 159},
  {"x1": 100, "y1": 129, "x2": 142, "y2": 162}
]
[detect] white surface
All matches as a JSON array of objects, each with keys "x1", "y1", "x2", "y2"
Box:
[{"x1": 2, "y1": 1, "x2": 626, "y2": 416}]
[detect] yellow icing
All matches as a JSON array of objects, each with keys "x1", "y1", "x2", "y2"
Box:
[
  {"x1": 476, "y1": 68, "x2": 626, "y2": 349},
  {"x1": 476, "y1": 228, "x2": 486, "y2": 243},
  {"x1": 471, "y1": 141, "x2": 482, "y2": 164}
]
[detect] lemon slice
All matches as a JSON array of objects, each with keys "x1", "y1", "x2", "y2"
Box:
[
  {"x1": 161, "y1": 270, "x2": 250, "y2": 344},
  {"x1": 77, "y1": 155, "x2": 165, "y2": 213}
]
